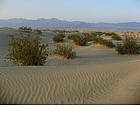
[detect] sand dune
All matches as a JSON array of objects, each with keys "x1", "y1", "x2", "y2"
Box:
[
  {"x1": 0, "y1": 29, "x2": 140, "y2": 104},
  {"x1": 0, "y1": 60, "x2": 140, "y2": 104}
]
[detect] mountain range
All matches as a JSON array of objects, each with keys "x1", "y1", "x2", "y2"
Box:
[{"x1": 0, "y1": 18, "x2": 140, "y2": 31}]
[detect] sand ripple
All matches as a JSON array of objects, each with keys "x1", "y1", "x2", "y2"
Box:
[{"x1": 0, "y1": 61, "x2": 140, "y2": 104}]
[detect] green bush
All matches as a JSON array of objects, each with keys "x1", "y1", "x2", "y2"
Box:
[
  {"x1": 59, "y1": 33, "x2": 65, "y2": 38},
  {"x1": 34, "y1": 29, "x2": 42, "y2": 35},
  {"x1": 68, "y1": 34, "x2": 79, "y2": 40},
  {"x1": 68, "y1": 34, "x2": 87, "y2": 46},
  {"x1": 53, "y1": 30, "x2": 70, "y2": 34},
  {"x1": 53, "y1": 30, "x2": 79, "y2": 34},
  {"x1": 7, "y1": 34, "x2": 49, "y2": 66},
  {"x1": 91, "y1": 32, "x2": 100, "y2": 38},
  {"x1": 83, "y1": 33, "x2": 94, "y2": 42},
  {"x1": 116, "y1": 35, "x2": 140, "y2": 54},
  {"x1": 53, "y1": 43, "x2": 76, "y2": 59},
  {"x1": 53, "y1": 34, "x2": 65, "y2": 43},
  {"x1": 112, "y1": 34, "x2": 122, "y2": 41},
  {"x1": 18, "y1": 26, "x2": 32, "y2": 33},
  {"x1": 94, "y1": 32, "x2": 104, "y2": 36},
  {"x1": 94, "y1": 37, "x2": 115, "y2": 48},
  {"x1": 103, "y1": 32, "x2": 115, "y2": 36}
]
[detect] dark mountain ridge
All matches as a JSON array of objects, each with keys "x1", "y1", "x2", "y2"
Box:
[{"x1": 0, "y1": 18, "x2": 140, "y2": 31}]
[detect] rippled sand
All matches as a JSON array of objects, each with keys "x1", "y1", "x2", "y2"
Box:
[{"x1": 0, "y1": 29, "x2": 140, "y2": 104}]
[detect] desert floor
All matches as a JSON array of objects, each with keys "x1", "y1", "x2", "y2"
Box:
[{"x1": 0, "y1": 28, "x2": 140, "y2": 104}]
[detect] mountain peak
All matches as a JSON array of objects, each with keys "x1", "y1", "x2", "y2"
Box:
[{"x1": 49, "y1": 18, "x2": 60, "y2": 21}]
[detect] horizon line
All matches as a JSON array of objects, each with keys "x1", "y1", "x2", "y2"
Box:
[{"x1": 0, "y1": 17, "x2": 140, "y2": 24}]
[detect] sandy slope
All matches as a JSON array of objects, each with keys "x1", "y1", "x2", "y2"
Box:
[
  {"x1": 0, "y1": 29, "x2": 140, "y2": 104},
  {"x1": 1, "y1": 59, "x2": 140, "y2": 104},
  {"x1": 0, "y1": 46, "x2": 140, "y2": 104}
]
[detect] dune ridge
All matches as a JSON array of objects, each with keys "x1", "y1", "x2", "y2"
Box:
[{"x1": 1, "y1": 60, "x2": 140, "y2": 104}]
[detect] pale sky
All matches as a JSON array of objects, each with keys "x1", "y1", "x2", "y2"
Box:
[{"x1": 0, "y1": 0, "x2": 140, "y2": 22}]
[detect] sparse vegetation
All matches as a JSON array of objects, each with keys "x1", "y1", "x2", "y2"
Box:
[
  {"x1": 53, "y1": 30, "x2": 79, "y2": 34},
  {"x1": 53, "y1": 33, "x2": 65, "y2": 43},
  {"x1": 34, "y1": 29, "x2": 42, "y2": 35},
  {"x1": 103, "y1": 32, "x2": 115, "y2": 36},
  {"x1": 7, "y1": 34, "x2": 49, "y2": 66},
  {"x1": 53, "y1": 43, "x2": 76, "y2": 59},
  {"x1": 93, "y1": 32, "x2": 104, "y2": 37},
  {"x1": 116, "y1": 35, "x2": 140, "y2": 54},
  {"x1": 112, "y1": 34, "x2": 122, "y2": 40},
  {"x1": 83, "y1": 33, "x2": 94, "y2": 42},
  {"x1": 94, "y1": 37, "x2": 115, "y2": 48},
  {"x1": 18, "y1": 26, "x2": 32, "y2": 33},
  {"x1": 68, "y1": 34, "x2": 87, "y2": 46}
]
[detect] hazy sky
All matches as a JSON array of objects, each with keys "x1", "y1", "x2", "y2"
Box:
[{"x1": 0, "y1": 0, "x2": 140, "y2": 22}]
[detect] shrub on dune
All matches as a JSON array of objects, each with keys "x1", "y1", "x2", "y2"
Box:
[
  {"x1": 116, "y1": 35, "x2": 140, "y2": 54},
  {"x1": 103, "y1": 32, "x2": 115, "y2": 36},
  {"x1": 34, "y1": 29, "x2": 42, "y2": 35},
  {"x1": 68, "y1": 34, "x2": 87, "y2": 46},
  {"x1": 112, "y1": 34, "x2": 122, "y2": 41},
  {"x1": 53, "y1": 43, "x2": 76, "y2": 59},
  {"x1": 83, "y1": 33, "x2": 94, "y2": 42},
  {"x1": 94, "y1": 37, "x2": 115, "y2": 48},
  {"x1": 18, "y1": 26, "x2": 32, "y2": 33},
  {"x1": 7, "y1": 34, "x2": 49, "y2": 66},
  {"x1": 53, "y1": 33, "x2": 65, "y2": 43}
]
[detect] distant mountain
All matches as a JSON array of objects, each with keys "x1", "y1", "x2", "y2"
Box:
[{"x1": 0, "y1": 18, "x2": 140, "y2": 31}]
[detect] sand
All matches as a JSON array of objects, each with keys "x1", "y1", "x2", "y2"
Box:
[
  {"x1": 1, "y1": 60, "x2": 140, "y2": 105},
  {"x1": 0, "y1": 29, "x2": 140, "y2": 104}
]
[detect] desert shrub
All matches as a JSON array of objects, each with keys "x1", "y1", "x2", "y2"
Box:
[
  {"x1": 83, "y1": 33, "x2": 94, "y2": 42},
  {"x1": 59, "y1": 33, "x2": 65, "y2": 38},
  {"x1": 7, "y1": 34, "x2": 49, "y2": 66},
  {"x1": 18, "y1": 26, "x2": 32, "y2": 33},
  {"x1": 103, "y1": 32, "x2": 115, "y2": 36},
  {"x1": 53, "y1": 43, "x2": 76, "y2": 59},
  {"x1": 112, "y1": 34, "x2": 122, "y2": 40},
  {"x1": 53, "y1": 30, "x2": 71, "y2": 34},
  {"x1": 7, "y1": 34, "x2": 14, "y2": 38},
  {"x1": 34, "y1": 29, "x2": 42, "y2": 35},
  {"x1": 68, "y1": 34, "x2": 87, "y2": 46},
  {"x1": 73, "y1": 30, "x2": 79, "y2": 33},
  {"x1": 53, "y1": 33, "x2": 65, "y2": 43},
  {"x1": 116, "y1": 35, "x2": 140, "y2": 54},
  {"x1": 94, "y1": 32, "x2": 104, "y2": 36},
  {"x1": 68, "y1": 34, "x2": 78, "y2": 40},
  {"x1": 53, "y1": 30, "x2": 79, "y2": 34},
  {"x1": 94, "y1": 37, "x2": 115, "y2": 48},
  {"x1": 91, "y1": 32, "x2": 99, "y2": 38}
]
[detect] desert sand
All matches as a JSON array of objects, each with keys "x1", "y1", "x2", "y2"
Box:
[{"x1": 0, "y1": 28, "x2": 140, "y2": 104}]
